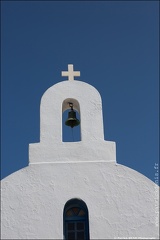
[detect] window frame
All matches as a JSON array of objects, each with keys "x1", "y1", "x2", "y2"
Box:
[{"x1": 63, "y1": 199, "x2": 90, "y2": 240}]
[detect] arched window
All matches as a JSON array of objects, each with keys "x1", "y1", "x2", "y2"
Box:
[{"x1": 63, "y1": 199, "x2": 90, "y2": 240}]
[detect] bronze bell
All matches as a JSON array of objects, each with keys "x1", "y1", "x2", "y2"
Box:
[{"x1": 65, "y1": 104, "x2": 80, "y2": 128}]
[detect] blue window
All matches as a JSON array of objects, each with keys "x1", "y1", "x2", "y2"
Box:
[{"x1": 63, "y1": 199, "x2": 90, "y2": 240}]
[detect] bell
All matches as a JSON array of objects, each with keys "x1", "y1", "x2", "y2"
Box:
[{"x1": 65, "y1": 109, "x2": 80, "y2": 128}]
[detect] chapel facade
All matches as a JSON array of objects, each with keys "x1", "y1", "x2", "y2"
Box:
[{"x1": 1, "y1": 65, "x2": 159, "y2": 239}]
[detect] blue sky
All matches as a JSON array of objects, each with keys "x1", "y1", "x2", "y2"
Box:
[{"x1": 1, "y1": 1, "x2": 159, "y2": 185}]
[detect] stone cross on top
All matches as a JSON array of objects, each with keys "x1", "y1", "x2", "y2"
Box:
[{"x1": 61, "y1": 64, "x2": 80, "y2": 81}]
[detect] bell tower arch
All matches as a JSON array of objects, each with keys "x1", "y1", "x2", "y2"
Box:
[{"x1": 29, "y1": 64, "x2": 116, "y2": 164}]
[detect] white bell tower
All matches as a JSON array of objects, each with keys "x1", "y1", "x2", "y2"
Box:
[{"x1": 29, "y1": 64, "x2": 116, "y2": 164}]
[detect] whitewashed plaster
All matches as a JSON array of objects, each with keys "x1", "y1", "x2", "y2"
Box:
[
  {"x1": 1, "y1": 67, "x2": 159, "y2": 239},
  {"x1": 1, "y1": 162, "x2": 159, "y2": 239},
  {"x1": 29, "y1": 80, "x2": 116, "y2": 163}
]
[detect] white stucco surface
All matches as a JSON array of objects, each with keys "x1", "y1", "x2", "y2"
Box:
[
  {"x1": 1, "y1": 72, "x2": 159, "y2": 239},
  {"x1": 1, "y1": 162, "x2": 159, "y2": 239},
  {"x1": 29, "y1": 80, "x2": 116, "y2": 163}
]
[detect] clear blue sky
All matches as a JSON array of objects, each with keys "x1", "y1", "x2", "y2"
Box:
[{"x1": 1, "y1": 1, "x2": 159, "y2": 185}]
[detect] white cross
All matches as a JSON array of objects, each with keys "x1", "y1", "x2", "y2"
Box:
[{"x1": 61, "y1": 64, "x2": 80, "y2": 81}]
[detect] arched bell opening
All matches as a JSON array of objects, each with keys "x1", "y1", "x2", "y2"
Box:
[{"x1": 62, "y1": 99, "x2": 81, "y2": 142}]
